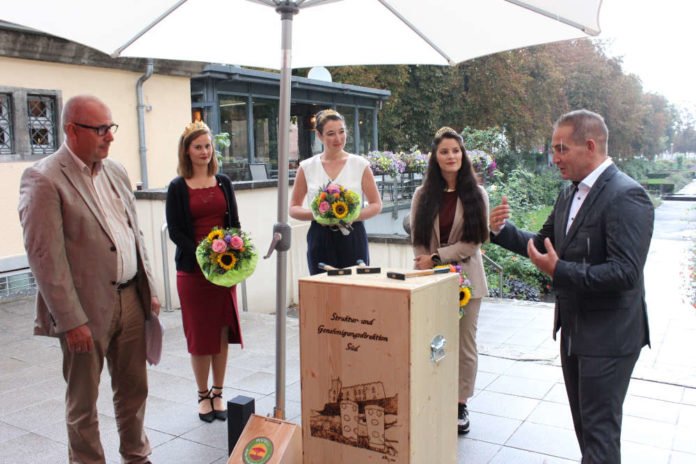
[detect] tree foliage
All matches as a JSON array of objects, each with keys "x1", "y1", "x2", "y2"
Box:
[
  {"x1": 673, "y1": 110, "x2": 696, "y2": 153},
  {"x1": 323, "y1": 39, "x2": 694, "y2": 158}
]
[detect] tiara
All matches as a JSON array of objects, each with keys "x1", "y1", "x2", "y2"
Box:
[
  {"x1": 182, "y1": 120, "x2": 210, "y2": 139},
  {"x1": 435, "y1": 126, "x2": 459, "y2": 138},
  {"x1": 316, "y1": 108, "x2": 341, "y2": 121}
]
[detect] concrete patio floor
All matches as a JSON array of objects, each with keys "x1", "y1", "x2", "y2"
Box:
[{"x1": 1, "y1": 182, "x2": 695, "y2": 463}]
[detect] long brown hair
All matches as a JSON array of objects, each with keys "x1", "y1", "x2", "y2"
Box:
[
  {"x1": 177, "y1": 121, "x2": 218, "y2": 178},
  {"x1": 412, "y1": 127, "x2": 488, "y2": 247}
]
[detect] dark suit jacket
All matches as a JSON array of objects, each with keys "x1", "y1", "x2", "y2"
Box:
[
  {"x1": 165, "y1": 174, "x2": 240, "y2": 272},
  {"x1": 18, "y1": 146, "x2": 158, "y2": 339},
  {"x1": 492, "y1": 164, "x2": 653, "y2": 356}
]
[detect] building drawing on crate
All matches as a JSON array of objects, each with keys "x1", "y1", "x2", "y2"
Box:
[{"x1": 310, "y1": 377, "x2": 399, "y2": 457}]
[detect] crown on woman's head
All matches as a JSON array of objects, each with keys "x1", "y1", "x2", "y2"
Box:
[
  {"x1": 316, "y1": 108, "x2": 341, "y2": 121},
  {"x1": 182, "y1": 120, "x2": 210, "y2": 139},
  {"x1": 435, "y1": 126, "x2": 459, "y2": 138}
]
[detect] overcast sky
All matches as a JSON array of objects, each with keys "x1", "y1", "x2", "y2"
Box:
[{"x1": 596, "y1": 0, "x2": 696, "y2": 114}]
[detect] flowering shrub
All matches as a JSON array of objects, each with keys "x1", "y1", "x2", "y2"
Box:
[
  {"x1": 196, "y1": 227, "x2": 258, "y2": 287},
  {"x1": 365, "y1": 151, "x2": 407, "y2": 177},
  {"x1": 401, "y1": 150, "x2": 429, "y2": 174},
  {"x1": 365, "y1": 149, "x2": 495, "y2": 179},
  {"x1": 468, "y1": 149, "x2": 497, "y2": 181}
]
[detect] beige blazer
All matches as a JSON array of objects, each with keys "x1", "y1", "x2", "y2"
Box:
[
  {"x1": 18, "y1": 146, "x2": 157, "y2": 339},
  {"x1": 410, "y1": 185, "x2": 489, "y2": 298}
]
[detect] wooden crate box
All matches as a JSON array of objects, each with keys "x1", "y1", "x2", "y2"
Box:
[
  {"x1": 227, "y1": 415, "x2": 302, "y2": 464},
  {"x1": 299, "y1": 270, "x2": 459, "y2": 464}
]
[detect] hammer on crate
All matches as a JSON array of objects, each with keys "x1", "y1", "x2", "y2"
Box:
[
  {"x1": 318, "y1": 262, "x2": 352, "y2": 276},
  {"x1": 386, "y1": 267, "x2": 450, "y2": 280},
  {"x1": 355, "y1": 259, "x2": 380, "y2": 274}
]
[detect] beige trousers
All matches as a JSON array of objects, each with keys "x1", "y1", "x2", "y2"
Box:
[
  {"x1": 60, "y1": 285, "x2": 151, "y2": 464},
  {"x1": 459, "y1": 298, "x2": 482, "y2": 403}
]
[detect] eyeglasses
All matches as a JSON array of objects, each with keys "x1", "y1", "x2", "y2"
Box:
[{"x1": 73, "y1": 122, "x2": 119, "y2": 136}]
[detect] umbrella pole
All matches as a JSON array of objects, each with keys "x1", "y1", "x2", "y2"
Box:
[{"x1": 273, "y1": 1, "x2": 299, "y2": 421}]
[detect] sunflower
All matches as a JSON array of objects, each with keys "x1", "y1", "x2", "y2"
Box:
[
  {"x1": 207, "y1": 229, "x2": 224, "y2": 241},
  {"x1": 216, "y1": 252, "x2": 237, "y2": 271},
  {"x1": 332, "y1": 201, "x2": 349, "y2": 219},
  {"x1": 459, "y1": 286, "x2": 471, "y2": 308}
]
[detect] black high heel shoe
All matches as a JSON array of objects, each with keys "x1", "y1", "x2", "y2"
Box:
[
  {"x1": 458, "y1": 403, "x2": 470, "y2": 434},
  {"x1": 211, "y1": 386, "x2": 227, "y2": 421},
  {"x1": 198, "y1": 389, "x2": 215, "y2": 423}
]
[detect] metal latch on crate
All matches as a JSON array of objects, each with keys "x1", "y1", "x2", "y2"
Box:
[{"x1": 430, "y1": 335, "x2": 447, "y2": 364}]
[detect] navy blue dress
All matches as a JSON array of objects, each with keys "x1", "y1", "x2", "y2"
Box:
[{"x1": 306, "y1": 221, "x2": 369, "y2": 275}]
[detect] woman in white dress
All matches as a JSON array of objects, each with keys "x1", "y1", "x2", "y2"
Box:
[{"x1": 290, "y1": 109, "x2": 382, "y2": 274}]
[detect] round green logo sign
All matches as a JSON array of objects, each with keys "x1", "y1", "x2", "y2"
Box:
[{"x1": 242, "y1": 436, "x2": 274, "y2": 464}]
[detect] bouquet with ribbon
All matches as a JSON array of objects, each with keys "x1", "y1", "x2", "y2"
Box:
[
  {"x1": 310, "y1": 182, "x2": 361, "y2": 235},
  {"x1": 436, "y1": 264, "x2": 473, "y2": 318},
  {"x1": 196, "y1": 227, "x2": 258, "y2": 287}
]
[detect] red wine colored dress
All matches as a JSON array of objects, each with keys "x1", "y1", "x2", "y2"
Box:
[{"x1": 176, "y1": 185, "x2": 242, "y2": 355}]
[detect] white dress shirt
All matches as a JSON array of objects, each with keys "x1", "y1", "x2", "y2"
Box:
[
  {"x1": 566, "y1": 157, "x2": 613, "y2": 233},
  {"x1": 66, "y1": 144, "x2": 137, "y2": 283}
]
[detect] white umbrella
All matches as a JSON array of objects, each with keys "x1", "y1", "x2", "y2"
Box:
[
  {"x1": 0, "y1": 0, "x2": 601, "y2": 68},
  {"x1": 0, "y1": 0, "x2": 603, "y2": 420}
]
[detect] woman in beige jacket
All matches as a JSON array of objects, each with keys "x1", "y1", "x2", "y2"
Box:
[{"x1": 410, "y1": 126, "x2": 489, "y2": 435}]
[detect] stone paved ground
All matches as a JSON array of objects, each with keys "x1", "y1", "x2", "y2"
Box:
[{"x1": 1, "y1": 182, "x2": 695, "y2": 463}]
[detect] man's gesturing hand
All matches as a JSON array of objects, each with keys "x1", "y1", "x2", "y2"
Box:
[
  {"x1": 489, "y1": 195, "x2": 510, "y2": 234},
  {"x1": 527, "y1": 237, "x2": 558, "y2": 277}
]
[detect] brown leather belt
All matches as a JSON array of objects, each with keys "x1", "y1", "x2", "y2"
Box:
[{"x1": 116, "y1": 275, "x2": 137, "y2": 291}]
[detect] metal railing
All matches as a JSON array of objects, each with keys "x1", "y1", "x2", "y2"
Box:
[
  {"x1": 0, "y1": 269, "x2": 36, "y2": 299},
  {"x1": 376, "y1": 173, "x2": 423, "y2": 219},
  {"x1": 160, "y1": 223, "x2": 174, "y2": 312},
  {"x1": 482, "y1": 253, "x2": 504, "y2": 298},
  {"x1": 160, "y1": 223, "x2": 248, "y2": 312}
]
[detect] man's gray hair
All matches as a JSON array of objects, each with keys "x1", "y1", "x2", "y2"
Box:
[{"x1": 554, "y1": 109, "x2": 609, "y2": 154}]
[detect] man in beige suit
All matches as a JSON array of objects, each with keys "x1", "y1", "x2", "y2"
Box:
[{"x1": 18, "y1": 95, "x2": 160, "y2": 464}]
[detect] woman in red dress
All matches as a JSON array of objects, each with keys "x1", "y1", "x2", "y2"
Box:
[{"x1": 166, "y1": 121, "x2": 243, "y2": 422}]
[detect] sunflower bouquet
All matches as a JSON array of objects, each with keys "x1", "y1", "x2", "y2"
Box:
[
  {"x1": 196, "y1": 227, "x2": 258, "y2": 287},
  {"x1": 310, "y1": 182, "x2": 361, "y2": 233},
  {"x1": 436, "y1": 264, "x2": 473, "y2": 318}
]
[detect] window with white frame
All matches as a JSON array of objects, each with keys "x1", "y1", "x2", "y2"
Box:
[{"x1": 0, "y1": 87, "x2": 61, "y2": 161}]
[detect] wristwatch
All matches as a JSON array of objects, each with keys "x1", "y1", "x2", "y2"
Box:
[{"x1": 431, "y1": 253, "x2": 442, "y2": 265}]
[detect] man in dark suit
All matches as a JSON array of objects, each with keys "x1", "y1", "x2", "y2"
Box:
[
  {"x1": 489, "y1": 109, "x2": 653, "y2": 463},
  {"x1": 19, "y1": 95, "x2": 160, "y2": 464}
]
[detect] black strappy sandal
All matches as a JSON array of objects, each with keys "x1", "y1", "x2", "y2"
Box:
[
  {"x1": 458, "y1": 403, "x2": 470, "y2": 434},
  {"x1": 211, "y1": 386, "x2": 227, "y2": 421},
  {"x1": 198, "y1": 389, "x2": 215, "y2": 423}
]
